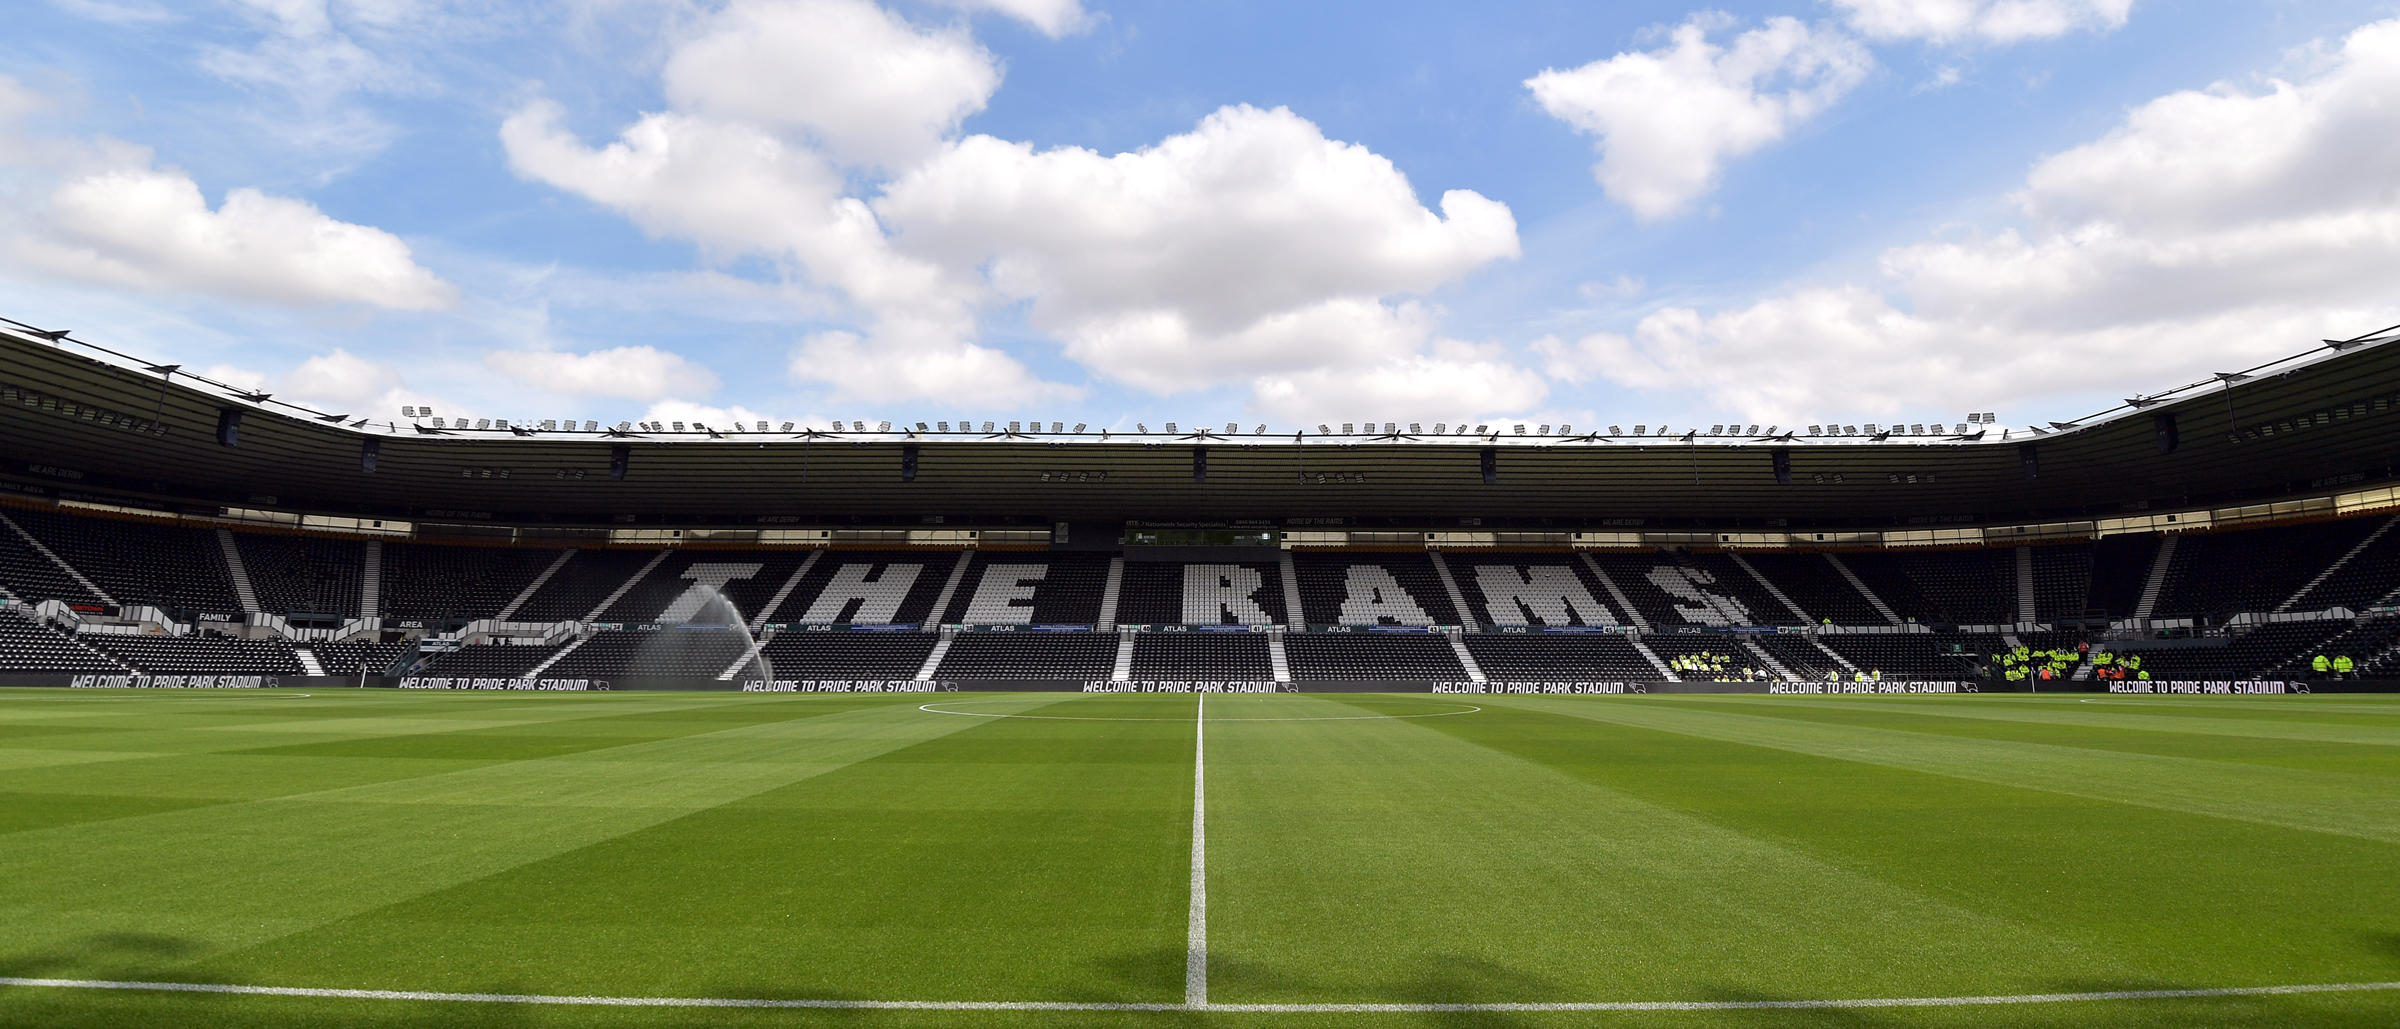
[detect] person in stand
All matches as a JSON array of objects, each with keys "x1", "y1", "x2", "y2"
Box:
[
  {"x1": 2334, "y1": 654, "x2": 2355, "y2": 678},
  {"x1": 2313, "y1": 654, "x2": 2332, "y2": 675}
]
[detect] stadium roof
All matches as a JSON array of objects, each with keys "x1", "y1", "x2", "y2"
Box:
[{"x1": 3, "y1": 323, "x2": 2397, "y2": 532}]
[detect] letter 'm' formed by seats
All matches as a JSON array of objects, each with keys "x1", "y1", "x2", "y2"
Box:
[
  {"x1": 1183, "y1": 564, "x2": 1271, "y2": 625},
  {"x1": 1337, "y1": 565, "x2": 1435, "y2": 626},
  {"x1": 656, "y1": 562, "x2": 765, "y2": 623},
  {"x1": 1473, "y1": 565, "x2": 1614, "y2": 627},
  {"x1": 801, "y1": 563, "x2": 924, "y2": 624},
  {"x1": 962, "y1": 563, "x2": 1047, "y2": 623}
]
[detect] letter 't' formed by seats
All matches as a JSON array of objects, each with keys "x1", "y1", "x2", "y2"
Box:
[
  {"x1": 1182, "y1": 564, "x2": 1272, "y2": 625},
  {"x1": 656, "y1": 563, "x2": 765, "y2": 623},
  {"x1": 1473, "y1": 565, "x2": 1614, "y2": 627}
]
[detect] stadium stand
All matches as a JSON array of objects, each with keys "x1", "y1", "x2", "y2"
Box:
[
  {"x1": 418, "y1": 642, "x2": 562, "y2": 677},
  {"x1": 761, "y1": 551, "x2": 957, "y2": 625},
  {"x1": 1819, "y1": 633, "x2": 2001, "y2": 680},
  {"x1": 310, "y1": 639, "x2": 414, "y2": 676},
  {"x1": 1736, "y1": 553, "x2": 1887, "y2": 625},
  {"x1": 2083, "y1": 534, "x2": 2161, "y2": 621},
  {"x1": 0, "y1": 519, "x2": 104, "y2": 606},
  {"x1": 1454, "y1": 558, "x2": 1619, "y2": 628},
  {"x1": 2027, "y1": 544, "x2": 2093, "y2": 623},
  {"x1": 934, "y1": 634, "x2": 1117, "y2": 680},
  {"x1": 378, "y1": 543, "x2": 569, "y2": 625},
  {"x1": 2151, "y1": 520, "x2": 2383, "y2": 623},
  {"x1": 0, "y1": 613, "x2": 129, "y2": 672},
  {"x1": 238, "y1": 532, "x2": 364, "y2": 619},
  {"x1": 937, "y1": 553, "x2": 1116, "y2": 625},
  {"x1": 1284, "y1": 634, "x2": 1463, "y2": 681},
  {"x1": 511, "y1": 549, "x2": 671, "y2": 623},
  {"x1": 6, "y1": 507, "x2": 242, "y2": 616},
  {"x1": 755, "y1": 632, "x2": 937, "y2": 679},
  {"x1": 1842, "y1": 549, "x2": 2013, "y2": 626},
  {"x1": 548, "y1": 629, "x2": 757, "y2": 678},
  {"x1": 1460, "y1": 634, "x2": 1659, "y2": 680},
  {"x1": 1115, "y1": 563, "x2": 1287, "y2": 626},
  {"x1": 1288, "y1": 552, "x2": 1464, "y2": 627},
  {"x1": 81, "y1": 633, "x2": 303, "y2": 674},
  {"x1": 1129, "y1": 634, "x2": 1273, "y2": 678}
]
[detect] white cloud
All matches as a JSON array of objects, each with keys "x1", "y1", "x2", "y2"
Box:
[
  {"x1": 43, "y1": 0, "x2": 176, "y2": 25},
  {"x1": 14, "y1": 163, "x2": 456, "y2": 310},
  {"x1": 508, "y1": 4, "x2": 1528, "y2": 410},
  {"x1": 663, "y1": 0, "x2": 1001, "y2": 170},
  {"x1": 878, "y1": 104, "x2": 1522, "y2": 391},
  {"x1": 638, "y1": 399, "x2": 784, "y2": 431},
  {"x1": 207, "y1": 349, "x2": 453, "y2": 421},
  {"x1": 484, "y1": 346, "x2": 721, "y2": 400},
  {"x1": 1545, "y1": 17, "x2": 2400, "y2": 424},
  {"x1": 1527, "y1": 15, "x2": 1871, "y2": 220},
  {"x1": 935, "y1": 0, "x2": 1090, "y2": 37},
  {"x1": 1831, "y1": 0, "x2": 2133, "y2": 44}
]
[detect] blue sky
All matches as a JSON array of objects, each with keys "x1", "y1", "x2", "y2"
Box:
[{"x1": 4, "y1": 0, "x2": 2397, "y2": 436}]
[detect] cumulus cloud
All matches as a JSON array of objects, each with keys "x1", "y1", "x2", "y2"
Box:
[
  {"x1": 1250, "y1": 339, "x2": 1550, "y2": 423},
  {"x1": 1528, "y1": 15, "x2": 1870, "y2": 219},
  {"x1": 485, "y1": 346, "x2": 721, "y2": 400},
  {"x1": 1830, "y1": 0, "x2": 2133, "y2": 44},
  {"x1": 1541, "y1": 17, "x2": 2400, "y2": 423},
  {"x1": 507, "y1": 1, "x2": 1527, "y2": 410},
  {"x1": 879, "y1": 104, "x2": 1521, "y2": 391},
  {"x1": 662, "y1": 0, "x2": 1001, "y2": 169},
  {"x1": 208, "y1": 349, "x2": 453, "y2": 421},
  {"x1": 14, "y1": 165, "x2": 457, "y2": 310},
  {"x1": 937, "y1": 0, "x2": 1090, "y2": 37}
]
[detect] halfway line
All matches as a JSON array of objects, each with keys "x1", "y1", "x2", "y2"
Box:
[{"x1": 1187, "y1": 689, "x2": 1208, "y2": 1007}]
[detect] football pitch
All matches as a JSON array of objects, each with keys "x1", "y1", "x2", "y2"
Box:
[{"x1": 0, "y1": 688, "x2": 2395, "y2": 1028}]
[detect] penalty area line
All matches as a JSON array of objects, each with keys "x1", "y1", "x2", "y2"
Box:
[{"x1": 2, "y1": 979, "x2": 2396, "y2": 1013}]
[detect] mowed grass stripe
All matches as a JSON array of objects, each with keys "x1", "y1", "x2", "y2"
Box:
[
  {"x1": 207, "y1": 693, "x2": 1199, "y2": 1003},
  {"x1": 0, "y1": 695, "x2": 988, "y2": 980},
  {"x1": 1425, "y1": 698, "x2": 2400, "y2": 990},
  {"x1": 1689, "y1": 695, "x2": 2400, "y2": 779},
  {"x1": 1497, "y1": 695, "x2": 2400, "y2": 844},
  {"x1": 1202, "y1": 694, "x2": 2100, "y2": 1006},
  {"x1": 1721, "y1": 695, "x2": 2400, "y2": 749}
]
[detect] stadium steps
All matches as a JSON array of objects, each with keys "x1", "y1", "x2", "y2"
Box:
[
  {"x1": 2278, "y1": 513, "x2": 2400, "y2": 612},
  {"x1": 921, "y1": 551, "x2": 975, "y2": 633},
  {"x1": 1575, "y1": 552, "x2": 1652, "y2": 631},
  {"x1": 0, "y1": 510, "x2": 115, "y2": 605},
  {"x1": 295, "y1": 647, "x2": 325, "y2": 675},
  {"x1": 1823, "y1": 553, "x2": 1902, "y2": 626},
  {"x1": 2015, "y1": 547, "x2": 2037, "y2": 625},
  {"x1": 1277, "y1": 551, "x2": 1307, "y2": 629},
  {"x1": 1625, "y1": 634, "x2": 1677, "y2": 680},
  {"x1": 1445, "y1": 631, "x2": 1486, "y2": 682},
  {"x1": 915, "y1": 632, "x2": 955, "y2": 680},
  {"x1": 1096, "y1": 557, "x2": 1124, "y2": 630},
  {"x1": 1727, "y1": 552, "x2": 1810, "y2": 622},
  {"x1": 1110, "y1": 630, "x2": 1135, "y2": 680},
  {"x1": 2130, "y1": 535, "x2": 2179, "y2": 621},
  {"x1": 1808, "y1": 635, "x2": 1859, "y2": 674},
  {"x1": 214, "y1": 530, "x2": 261, "y2": 615},
  {"x1": 360, "y1": 540, "x2": 381, "y2": 618},
  {"x1": 585, "y1": 550, "x2": 672, "y2": 622},
  {"x1": 496, "y1": 548, "x2": 577, "y2": 621},
  {"x1": 715, "y1": 630, "x2": 770, "y2": 681},
  {"x1": 1266, "y1": 631, "x2": 1291, "y2": 683},
  {"x1": 1739, "y1": 638, "x2": 1794, "y2": 680},
  {"x1": 525, "y1": 632, "x2": 592, "y2": 678},
  {"x1": 751, "y1": 550, "x2": 822, "y2": 630},
  {"x1": 1426, "y1": 551, "x2": 1479, "y2": 631}
]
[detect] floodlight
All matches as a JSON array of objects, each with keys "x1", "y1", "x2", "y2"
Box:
[
  {"x1": 401, "y1": 406, "x2": 417, "y2": 417},
  {"x1": 539, "y1": 419, "x2": 556, "y2": 430},
  {"x1": 616, "y1": 422, "x2": 632, "y2": 431},
  {"x1": 1253, "y1": 424, "x2": 1264, "y2": 434},
  {"x1": 1009, "y1": 421, "x2": 1021, "y2": 432},
  {"x1": 476, "y1": 419, "x2": 491, "y2": 429},
  {"x1": 1434, "y1": 422, "x2": 1447, "y2": 434},
  {"x1": 1745, "y1": 425, "x2": 1758, "y2": 435},
  {"x1": 1226, "y1": 422, "x2": 1238, "y2": 434},
  {"x1": 1609, "y1": 425, "x2": 1621, "y2": 435},
  {"x1": 1981, "y1": 412, "x2": 1995, "y2": 422},
  {"x1": 1051, "y1": 422, "x2": 1062, "y2": 432},
  {"x1": 1383, "y1": 422, "x2": 1394, "y2": 433},
  {"x1": 1475, "y1": 425, "x2": 1488, "y2": 434},
  {"x1": 1166, "y1": 422, "x2": 1178, "y2": 432},
  {"x1": 1137, "y1": 423, "x2": 1148, "y2": 433},
  {"x1": 1710, "y1": 425, "x2": 1723, "y2": 435},
  {"x1": 1537, "y1": 424, "x2": 1550, "y2": 435},
  {"x1": 1560, "y1": 425, "x2": 1572, "y2": 435},
  {"x1": 1409, "y1": 423, "x2": 1421, "y2": 434},
  {"x1": 878, "y1": 421, "x2": 891, "y2": 432},
  {"x1": 1074, "y1": 423, "x2": 1087, "y2": 432},
  {"x1": 937, "y1": 421, "x2": 949, "y2": 431},
  {"x1": 983, "y1": 421, "x2": 995, "y2": 432},
  {"x1": 781, "y1": 421, "x2": 794, "y2": 431},
  {"x1": 669, "y1": 421, "x2": 684, "y2": 431},
  {"x1": 1634, "y1": 425, "x2": 1645, "y2": 435},
  {"x1": 1954, "y1": 423, "x2": 1967, "y2": 433},
  {"x1": 1910, "y1": 424, "x2": 1923, "y2": 435},
  {"x1": 1341, "y1": 423, "x2": 1352, "y2": 433},
  {"x1": 1317, "y1": 424, "x2": 1330, "y2": 434}
]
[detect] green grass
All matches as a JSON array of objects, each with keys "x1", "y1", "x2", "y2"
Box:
[{"x1": 1, "y1": 688, "x2": 2396, "y2": 1028}]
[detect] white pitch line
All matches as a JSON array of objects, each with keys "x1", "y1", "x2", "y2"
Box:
[
  {"x1": 916, "y1": 703, "x2": 1480, "y2": 722},
  {"x1": 1187, "y1": 689, "x2": 1208, "y2": 1007},
  {"x1": 3, "y1": 977, "x2": 2395, "y2": 1012}
]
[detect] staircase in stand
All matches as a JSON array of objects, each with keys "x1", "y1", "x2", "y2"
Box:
[
  {"x1": 2130, "y1": 535, "x2": 2179, "y2": 621},
  {"x1": 216, "y1": 530, "x2": 261, "y2": 615}
]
